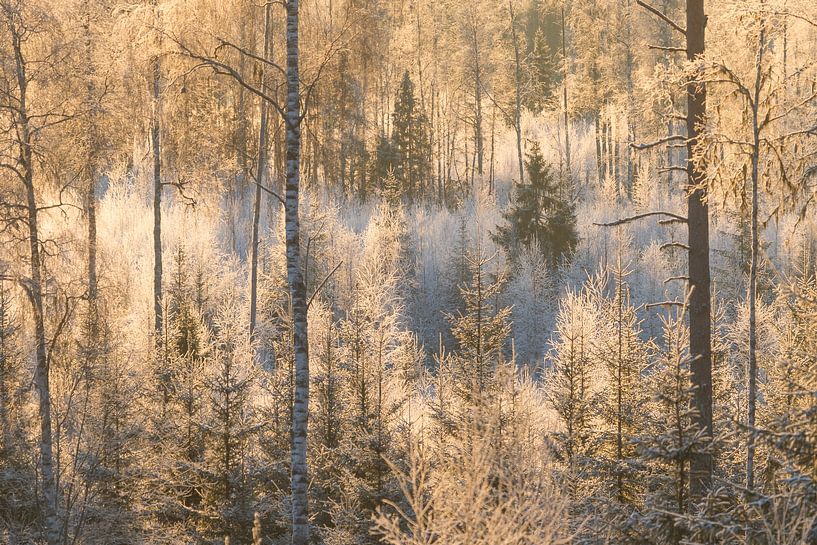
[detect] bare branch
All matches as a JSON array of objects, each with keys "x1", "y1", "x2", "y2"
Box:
[
  {"x1": 254, "y1": 179, "x2": 285, "y2": 205},
  {"x1": 660, "y1": 242, "x2": 690, "y2": 251},
  {"x1": 161, "y1": 177, "x2": 196, "y2": 207},
  {"x1": 645, "y1": 300, "x2": 684, "y2": 311},
  {"x1": 648, "y1": 44, "x2": 686, "y2": 53},
  {"x1": 636, "y1": 0, "x2": 686, "y2": 36},
  {"x1": 631, "y1": 135, "x2": 687, "y2": 150},
  {"x1": 169, "y1": 34, "x2": 287, "y2": 120},
  {"x1": 594, "y1": 211, "x2": 687, "y2": 227},
  {"x1": 307, "y1": 261, "x2": 343, "y2": 310},
  {"x1": 215, "y1": 38, "x2": 287, "y2": 79}
]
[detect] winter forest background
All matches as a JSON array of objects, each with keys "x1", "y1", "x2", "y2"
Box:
[{"x1": 2, "y1": 0, "x2": 817, "y2": 543}]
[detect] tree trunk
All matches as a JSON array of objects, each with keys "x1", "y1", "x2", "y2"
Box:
[
  {"x1": 83, "y1": 10, "x2": 98, "y2": 322},
  {"x1": 746, "y1": 12, "x2": 766, "y2": 492},
  {"x1": 10, "y1": 25, "x2": 59, "y2": 540},
  {"x1": 595, "y1": 112, "x2": 603, "y2": 183},
  {"x1": 284, "y1": 0, "x2": 310, "y2": 541},
  {"x1": 151, "y1": 0, "x2": 163, "y2": 347},
  {"x1": 686, "y1": 0, "x2": 713, "y2": 498},
  {"x1": 561, "y1": 6, "x2": 571, "y2": 180},
  {"x1": 250, "y1": 2, "x2": 273, "y2": 339},
  {"x1": 471, "y1": 23, "x2": 484, "y2": 178},
  {"x1": 509, "y1": 1, "x2": 524, "y2": 185}
]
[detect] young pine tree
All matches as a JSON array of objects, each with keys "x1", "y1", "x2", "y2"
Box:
[
  {"x1": 544, "y1": 285, "x2": 601, "y2": 466},
  {"x1": 594, "y1": 259, "x2": 650, "y2": 506}
]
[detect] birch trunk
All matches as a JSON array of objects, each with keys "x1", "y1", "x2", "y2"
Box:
[
  {"x1": 284, "y1": 0, "x2": 310, "y2": 541},
  {"x1": 7, "y1": 14, "x2": 60, "y2": 540}
]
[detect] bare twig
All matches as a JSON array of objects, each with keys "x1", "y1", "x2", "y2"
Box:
[
  {"x1": 307, "y1": 261, "x2": 343, "y2": 310},
  {"x1": 646, "y1": 300, "x2": 685, "y2": 310}
]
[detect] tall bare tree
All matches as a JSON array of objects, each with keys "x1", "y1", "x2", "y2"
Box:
[
  {"x1": 0, "y1": 3, "x2": 60, "y2": 543},
  {"x1": 151, "y1": 0, "x2": 163, "y2": 347},
  {"x1": 249, "y1": 2, "x2": 273, "y2": 338}
]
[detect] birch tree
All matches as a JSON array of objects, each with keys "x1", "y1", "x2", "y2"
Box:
[{"x1": 0, "y1": 3, "x2": 64, "y2": 542}]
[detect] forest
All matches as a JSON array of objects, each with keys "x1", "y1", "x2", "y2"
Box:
[{"x1": 1, "y1": 0, "x2": 817, "y2": 543}]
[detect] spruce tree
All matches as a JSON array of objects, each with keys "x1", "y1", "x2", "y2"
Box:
[
  {"x1": 635, "y1": 306, "x2": 707, "y2": 543},
  {"x1": 446, "y1": 239, "x2": 512, "y2": 426},
  {"x1": 0, "y1": 278, "x2": 38, "y2": 542},
  {"x1": 201, "y1": 300, "x2": 258, "y2": 542},
  {"x1": 391, "y1": 71, "x2": 431, "y2": 199},
  {"x1": 493, "y1": 142, "x2": 577, "y2": 265}
]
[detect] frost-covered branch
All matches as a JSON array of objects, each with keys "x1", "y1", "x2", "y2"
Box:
[{"x1": 593, "y1": 211, "x2": 687, "y2": 227}]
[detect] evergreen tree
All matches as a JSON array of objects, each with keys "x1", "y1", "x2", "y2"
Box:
[
  {"x1": 635, "y1": 306, "x2": 708, "y2": 544},
  {"x1": 524, "y1": 27, "x2": 558, "y2": 113},
  {"x1": 391, "y1": 71, "x2": 431, "y2": 199},
  {"x1": 370, "y1": 135, "x2": 399, "y2": 191},
  {"x1": 201, "y1": 299, "x2": 258, "y2": 543},
  {"x1": 493, "y1": 142, "x2": 577, "y2": 265},
  {"x1": 544, "y1": 285, "x2": 601, "y2": 465},
  {"x1": 0, "y1": 278, "x2": 38, "y2": 543},
  {"x1": 446, "y1": 239, "x2": 512, "y2": 425},
  {"x1": 595, "y1": 260, "x2": 650, "y2": 505}
]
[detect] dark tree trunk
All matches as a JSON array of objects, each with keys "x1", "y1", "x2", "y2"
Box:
[
  {"x1": 686, "y1": 0, "x2": 712, "y2": 498},
  {"x1": 151, "y1": 1, "x2": 163, "y2": 348},
  {"x1": 249, "y1": 2, "x2": 273, "y2": 339}
]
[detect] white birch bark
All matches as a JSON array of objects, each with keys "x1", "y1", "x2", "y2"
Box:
[{"x1": 284, "y1": 0, "x2": 310, "y2": 541}]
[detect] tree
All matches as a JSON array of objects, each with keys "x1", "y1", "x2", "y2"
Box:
[
  {"x1": 446, "y1": 238, "x2": 512, "y2": 425},
  {"x1": 249, "y1": 2, "x2": 273, "y2": 339},
  {"x1": 392, "y1": 71, "x2": 431, "y2": 199},
  {"x1": 493, "y1": 142, "x2": 577, "y2": 265},
  {"x1": 635, "y1": 303, "x2": 708, "y2": 543},
  {"x1": 202, "y1": 299, "x2": 258, "y2": 542},
  {"x1": 0, "y1": 3, "x2": 62, "y2": 542},
  {"x1": 685, "y1": 0, "x2": 713, "y2": 496},
  {"x1": 595, "y1": 257, "x2": 650, "y2": 504},
  {"x1": 151, "y1": 0, "x2": 164, "y2": 348},
  {"x1": 634, "y1": 0, "x2": 713, "y2": 496},
  {"x1": 0, "y1": 277, "x2": 37, "y2": 543},
  {"x1": 283, "y1": 0, "x2": 310, "y2": 540},
  {"x1": 545, "y1": 285, "x2": 601, "y2": 465}
]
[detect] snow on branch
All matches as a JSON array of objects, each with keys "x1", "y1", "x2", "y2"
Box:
[
  {"x1": 636, "y1": 0, "x2": 686, "y2": 36},
  {"x1": 631, "y1": 135, "x2": 687, "y2": 150},
  {"x1": 593, "y1": 211, "x2": 687, "y2": 227}
]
